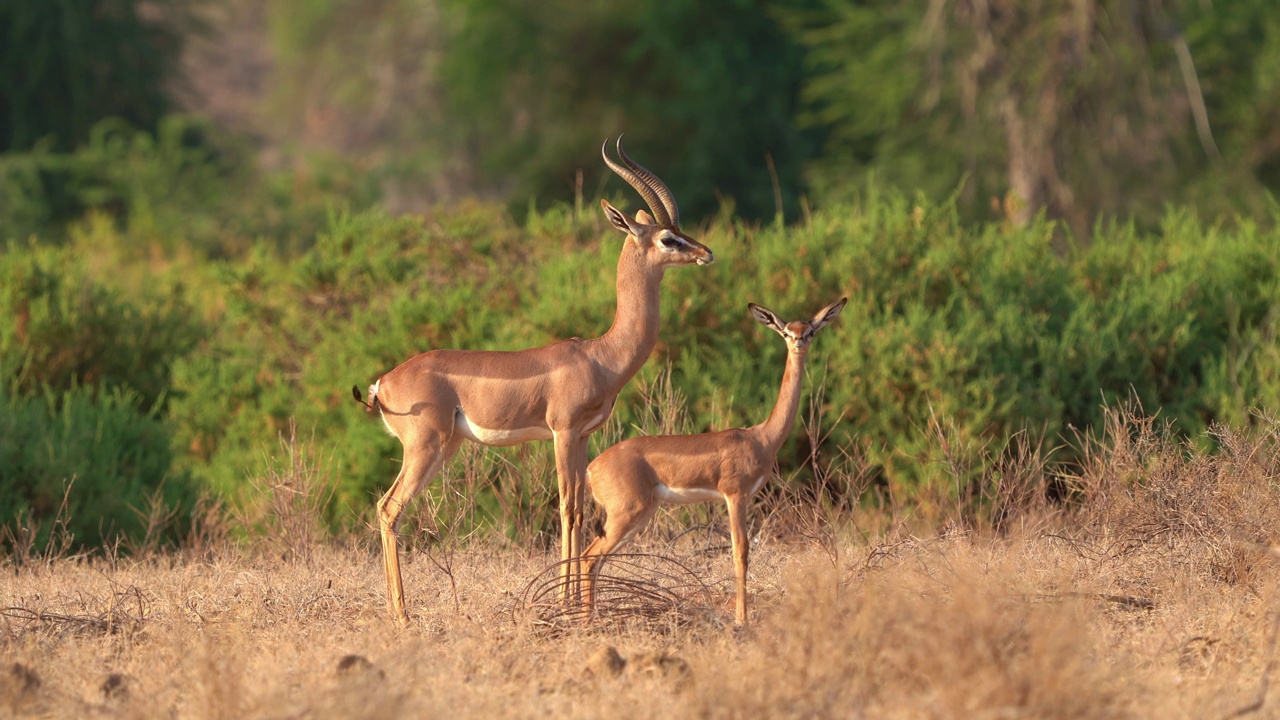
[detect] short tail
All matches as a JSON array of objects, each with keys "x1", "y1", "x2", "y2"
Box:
[{"x1": 351, "y1": 382, "x2": 382, "y2": 414}]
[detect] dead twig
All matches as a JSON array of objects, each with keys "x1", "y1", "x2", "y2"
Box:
[
  {"x1": 0, "y1": 585, "x2": 149, "y2": 639},
  {"x1": 1015, "y1": 592, "x2": 1156, "y2": 611}
]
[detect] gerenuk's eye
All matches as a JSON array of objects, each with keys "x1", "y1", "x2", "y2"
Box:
[{"x1": 660, "y1": 237, "x2": 680, "y2": 249}]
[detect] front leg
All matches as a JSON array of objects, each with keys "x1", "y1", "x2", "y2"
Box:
[
  {"x1": 553, "y1": 430, "x2": 589, "y2": 604},
  {"x1": 725, "y1": 492, "x2": 751, "y2": 625}
]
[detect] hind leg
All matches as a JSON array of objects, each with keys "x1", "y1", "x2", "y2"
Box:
[
  {"x1": 582, "y1": 485, "x2": 658, "y2": 619},
  {"x1": 378, "y1": 430, "x2": 463, "y2": 625}
]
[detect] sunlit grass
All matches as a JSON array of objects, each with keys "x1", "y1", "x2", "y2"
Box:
[{"x1": 4, "y1": 408, "x2": 1279, "y2": 719}]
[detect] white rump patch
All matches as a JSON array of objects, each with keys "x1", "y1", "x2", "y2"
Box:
[
  {"x1": 655, "y1": 484, "x2": 723, "y2": 505},
  {"x1": 368, "y1": 379, "x2": 399, "y2": 438},
  {"x1": 455, "y1": 410, "x2": 552, "y2": 446}
]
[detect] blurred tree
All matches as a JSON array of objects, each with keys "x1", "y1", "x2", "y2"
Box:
[
  {"x1": 1178, "y1": 2, "x2": 1280, "y2": 220},
  {"x1": 21, "y1": 0, "x2": 1271, "y2": 231},
  {"x1": 787, "y1": 0, "x2": 1280, "y2": 233},
  {"x1": 259, "y1": 0, "x2": 821, "y2": 222},
  {"x1": 435, "y1": 0, "x2": 822, "y2": 222},
  {"x1": 0, "y1": 0, "x2": 191, "y2": 152}
]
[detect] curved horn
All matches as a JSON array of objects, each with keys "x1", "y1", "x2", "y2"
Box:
[
  {"x1": 601, "y1": 137, "x2": 672, "y2": 227},
  {"x1": 616, "y1": 138, "x2": 680, "y2": 227}
]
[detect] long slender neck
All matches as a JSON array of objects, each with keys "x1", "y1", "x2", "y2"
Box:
[
  {"x1": 591, "y1": 242, "x2": 663, "y2": 382},
  {"x1": 754, "y1": 349, "x2": 806, "y2": 454}
]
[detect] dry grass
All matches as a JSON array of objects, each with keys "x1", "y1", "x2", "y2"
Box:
[{"x1": 4, "y1": 407, "x2": 1280, "y2": 719}]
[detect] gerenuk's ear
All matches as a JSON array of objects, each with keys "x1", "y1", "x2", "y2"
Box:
[
  {"x1": 600, "y1": 199, "x2": 639, "y2": 236},
  {"x1": 748, "y1": 303, "x2": 786, "y2": 336},
  {"x1": 634, "y1": 209, "x2": 655, "y2": 226},
  {"x1": 810, "y1": 297, "x2": 848, "y2": 334}
]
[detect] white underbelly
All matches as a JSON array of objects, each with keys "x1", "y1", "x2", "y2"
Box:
[
  {"x1": 655, "y1": 485, "x2": 723, "y2": 505},
  {"x1": 748, "y1": 474, "x2": 768, "y2": 496},
  {"x1": 455, "y1": 411, "x2": 553, "y2": 446},
  {"x1": 583, "y1": 400, "x2": 616, "y2": 434}
]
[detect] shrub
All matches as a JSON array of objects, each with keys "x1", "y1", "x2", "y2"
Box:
[
  {"x1": 0, "y1": 383, "x2": 196, "y2": 554},
  {"x1": 0, "y1": 116, "x2": 382, "y2": 255},
  {"x1": 0, "y1": 238, "x2": 203, "y2": 411},
  {"x1": 96, "y1": 196, "x2": 1280, "y2": 535},
  {"x1": 0, "y1": 117, "x2": 234, "y2": 247}
]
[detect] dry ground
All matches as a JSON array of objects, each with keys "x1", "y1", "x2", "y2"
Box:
[{"x1": 5, "y1": 410, "x2": 1280, "y2": 719}]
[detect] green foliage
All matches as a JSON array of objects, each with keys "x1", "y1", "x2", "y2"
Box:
[
  {"x1": 0, "y1": 0, "x2": 189, "y2": 152},
  {"x1": 0, "y1": 115, "x2": 382, "y2": 253},
  {"x1": 0, "y1": 383, "x2": 196, "y2": 553},
  {"x1": 0, "y1": 237, "x2": 203, "y2": 410},
  {"x1": 165, "y1": 205, "x2": 543, "y2": 519},
  {"x1": 1185, "y1": 4, "x2": 1280, "y2": 192},
  {"x1": 785, "y1": 0, "x2": 1280, "y2": 229},
  {"x1": 263, "y1": 0, "x2": 819, "y2": 222},
  {"x1": 150, "y1": 196, "x2": 1280, "y2": 528},
  {"x1": 10, "y1": 0, "x2": 1280, "y2": 548},
  {"x1": 10, "y1": 0, "x2": 1275, "y2": 239},
  {"x1": 0, "y1": 117, "x2": 234, "y2": 247},
  {"x1": 783, "y1": 0, "x2": 963, "y2": 203},
  {"x1": 5, "y1": 188, "x2": 1280, "y2": 541}
]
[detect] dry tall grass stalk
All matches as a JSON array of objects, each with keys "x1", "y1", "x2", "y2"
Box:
[{"x1": 233, "y1": 425, "x2": 338, "y2": 565}]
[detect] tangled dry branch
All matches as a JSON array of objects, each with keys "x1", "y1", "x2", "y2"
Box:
[
  {"x1": 513, "y1": 553, "x2": 717, "y2": 631},
  {"x1": 0, "y1": 585, "x2": 148, "y2": 640}
]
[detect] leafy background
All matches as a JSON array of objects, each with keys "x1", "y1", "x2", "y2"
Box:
[{"x1": 2, "y1": 0, "x2": 1279, "y2": 550}]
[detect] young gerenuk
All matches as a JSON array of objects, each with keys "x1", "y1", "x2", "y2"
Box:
[{"x1": 583, "y1": 297, "x2": 847, "y2": 625}]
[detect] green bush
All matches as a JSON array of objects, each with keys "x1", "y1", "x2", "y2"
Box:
[
  {"x1": 0, "y1": 1, "x2": 187, "y2": 154},
  {"x1": 0, "y1": 116, "x2": 382, "y2": 254},
  {"x1": 14, "y1": 192, "x2": 1275, "y2": 540},
  {"x1": 0, "y1": 383, "x2": 196, "y2": 553},
  {"x1": 0, "y1": 117, "x2": 232, "y2": 247},
  {"x1": 166, "y1": 207, "x2": 535, "y2": 518},
  {"x1": 0, "y1": 239, "x2": 203, "y2": 410}
]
